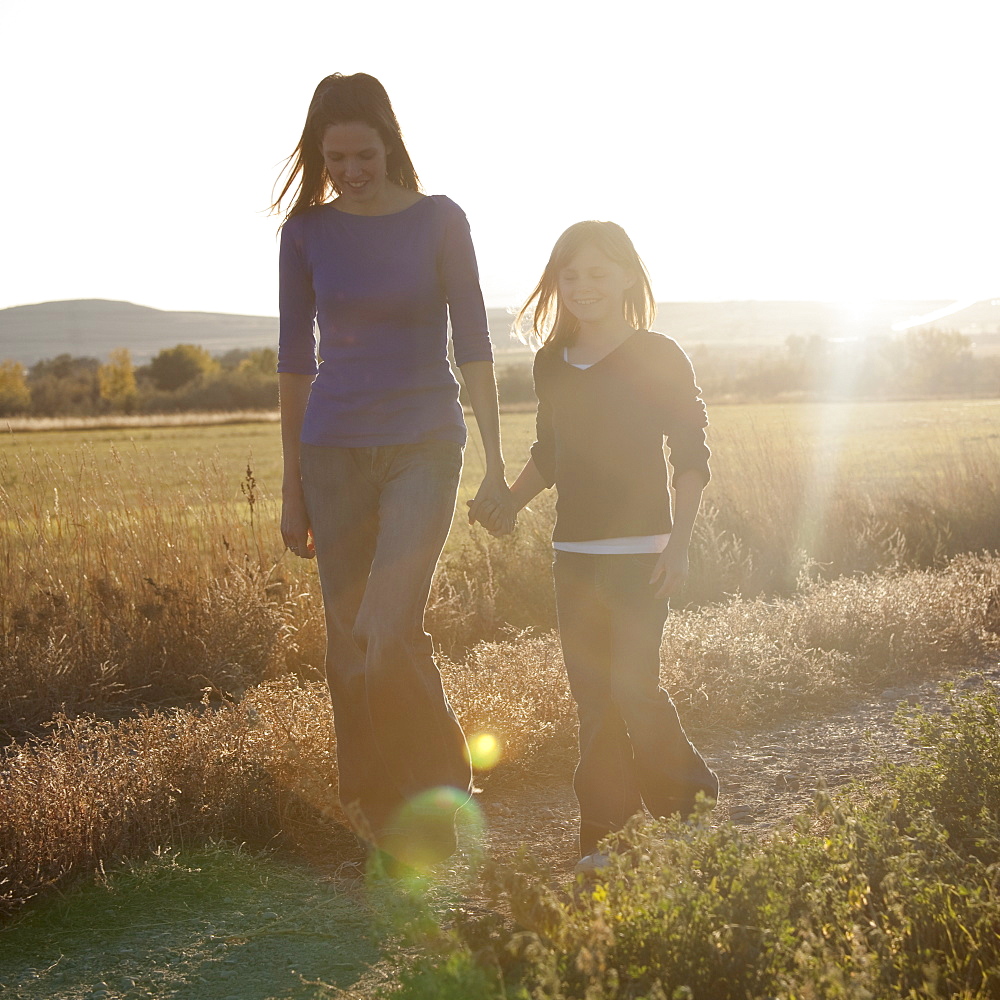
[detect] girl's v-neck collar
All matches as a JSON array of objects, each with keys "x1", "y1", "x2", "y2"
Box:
[{"x1": 560, "y1": 330, "x2": 645, "y2": 370}]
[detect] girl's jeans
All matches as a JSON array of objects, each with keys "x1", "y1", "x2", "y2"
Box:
[
  {"x1": 554, "y1": 550, "x2": 719, "y2": 856},
  {"x1": 300, "y1": 441, "x2": 472, "y2": 840}
]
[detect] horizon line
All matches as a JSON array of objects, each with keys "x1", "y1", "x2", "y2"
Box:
[{"x1": 4, "y1": 294, "x2": 997, "y2": 318}]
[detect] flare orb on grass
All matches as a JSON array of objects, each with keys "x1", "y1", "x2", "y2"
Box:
[{"x1": 466, "y1": 731, "x2": 502, "y2": 771}]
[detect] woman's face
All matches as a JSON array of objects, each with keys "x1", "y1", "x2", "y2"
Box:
[
  {"x1": 557, "y1": 244, "x2": 635, "y2": 328},
  {"x1": 320, "y1": 122, "x2": 389, "y2": 208}
]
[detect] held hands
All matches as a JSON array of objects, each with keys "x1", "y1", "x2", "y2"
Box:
[
  {"x1": 650, "y1": 542, "x2": 689, "y2": 599},
  {"x1": 281, "y1": 490, "x2": 315, "y2": 559},
  {"x1": 467, "y1": 470, "x2": 517, "y2": 537}
]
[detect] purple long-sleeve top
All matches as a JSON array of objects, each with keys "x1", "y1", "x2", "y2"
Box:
[{"x1": 278, "y1": 195, "x2": 494, "y2": 447}]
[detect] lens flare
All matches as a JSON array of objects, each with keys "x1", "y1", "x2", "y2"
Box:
[
  {"x1": 369, "y1": 785, "x2": 484, "y2": 881},
  {"x1": 466, "y1": 731, "x2": 502, "y2": 771}
]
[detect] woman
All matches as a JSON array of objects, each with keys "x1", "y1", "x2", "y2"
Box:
[{"x1": 273, "y1": 73, "x2": 511, "y2": 871}]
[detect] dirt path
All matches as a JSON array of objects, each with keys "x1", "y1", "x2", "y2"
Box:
[{"x1": 478, "y1": 660, "x2": 1000, "y2": 872}]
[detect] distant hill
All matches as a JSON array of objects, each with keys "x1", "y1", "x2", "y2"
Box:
[
  {"x1": 0, "y1": 300, "x2": 280, "y2": 366},
  {"x1": 2, "y1": 297, "x2": 998, "y2": 367}
]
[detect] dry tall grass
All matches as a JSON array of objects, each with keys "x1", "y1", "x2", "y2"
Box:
[
  {"x1": 2, "y1": 402, "x2": 998, "y2": 741},
  {"x1": 430, "y1": 419, "x2": 1000, "y2": 643},
  {"x1": 3, "y1": 556, "x2": 998, "y2": 919},
  {"x1": 701, "y1": 402, "x2": 1000, "y2": 588},
  {"x1": 3, "y1": 411, "x2": 280, "y2": 433},
  {"x1": 663, "y1": 552, "x2": 1000, "y2": 728},
  {"x1": 0, "y1": 446, "x2": 303, "y2": 739},
  {"x1": 0, "y1": 680, "x2": 336, "y2": 919}
]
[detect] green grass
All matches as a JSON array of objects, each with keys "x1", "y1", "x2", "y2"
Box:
[
  {"x1": 0, "y1": 422, "x2": 288, "y2": 507},
  {"x1": 5, "y1": 396, "x2": 997, "y2": 511},
  {"x1": 0, "y1": 845, "x2": 382, "y2": 999},
  {"x1": 392, "y1": 684, "x2": 1000, "y2": 1000},
  {"x1": 707, "y1": 397, "x2": 1000, "y2": 489}
]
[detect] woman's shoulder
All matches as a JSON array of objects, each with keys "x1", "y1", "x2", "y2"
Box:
[
  {"x1": 280, "y1": 202, "x2": 338, "y2": 238},
  {"x1": 423, "y1": 194, "x2": 469, "y2": 219},
  {"x1": 425, "y1": 193, "x2": 460, "y2": 208}
]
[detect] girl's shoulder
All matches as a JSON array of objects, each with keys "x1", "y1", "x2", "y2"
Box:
[
  {"x1": 638, "y1": 330, "x2": 693, "y2": 363},
  {"x1": 279, "y1": 209, "x2": 309, "y2": 237},
  {"x1": 640, "y1": 329, "x2": 683, "y2": 350},
  {"x1": 532, "y1": 341, "x2": 561, "y2": 371}
]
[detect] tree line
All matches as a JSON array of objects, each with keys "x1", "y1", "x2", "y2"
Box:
[
  {"x1": 0, "y1": 327, "x2": 997, "y2": 418},
  {"x1": 691, "y1": 326, "x2": 1000, "y2": 401},
  {"x1": 486, "y1": 327, "x2": 1000, "y2": 406},
  {"x1": 0, "y1": 345, "x2": 278, "y2": 417}
]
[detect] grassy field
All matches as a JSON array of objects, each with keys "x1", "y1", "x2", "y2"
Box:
[
  {"x1": 5, "y1": 397, "x2": 998, "y2": 507},
  {"x1": 2, "y1": 398, "x2": 998, "y2": 733},
  {"x1": 4, "y1": 397, "x2": 997, "y2": 591},
  {"x1": 1, "y1": 565, "x2": 999, "y2": 995},
  {"x1": 2, "y1": 400, "x2": 1000, "y2": 996}
]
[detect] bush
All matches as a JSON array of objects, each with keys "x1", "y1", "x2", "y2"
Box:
[
  {"x1": 1, "y1": 570, "x2": 283, "y2": 740},
  {"x1": 0, "y1": 360, "x2": 31, "y2": 416},
  {"x1": 0, "y1": 679, "x2": 339, "y2": 920},
  {"x1": 395, "y1": 685, "x2": 1000, "y2": 1000},
  {"x1": 28, "y1": 355, "x2": 101, "y2": 416},
  {"x1": 143, "y1": 344, "x2": 218, "y2": 392}
]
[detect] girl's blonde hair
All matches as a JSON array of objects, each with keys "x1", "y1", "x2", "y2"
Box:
[{"x1": 514, "y1": 221, "x2": 656, "y2": 350}]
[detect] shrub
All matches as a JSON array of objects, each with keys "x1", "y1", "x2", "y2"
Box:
[
  {"x1": 0, "y1": 360, "x2": 31, "y2": 416},
  {"x1": 143, "y1": 344, "x2": 218, "y2": 392},
  {"x1": 1, "y1": 569, "x2": 284, "y2": 740},
  {"x1": 0, "y1": 679, "x2": 338, "y2": 920},
  {"x1": 395, "y1": 686, "x2": 1000, "y2": 1000},
  {"x1": 28, "y1": 355, "x2": 101, "y2": 416},
  {"x1": 97, "y1": 348, "x2": 138, "y2": 413}
]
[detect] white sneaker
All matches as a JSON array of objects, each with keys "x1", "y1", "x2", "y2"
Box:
[{"x1": 574, "y1": 852, "x2": 611, "y2": 875}]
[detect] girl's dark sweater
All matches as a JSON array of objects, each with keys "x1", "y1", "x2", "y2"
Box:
[{"x1": 530, "y1": 331, "x2": 711, "y2": 543}]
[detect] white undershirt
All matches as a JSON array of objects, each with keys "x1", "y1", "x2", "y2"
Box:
[{"x1": 553, "y1": 350, "x2": 670, "y2": 555}]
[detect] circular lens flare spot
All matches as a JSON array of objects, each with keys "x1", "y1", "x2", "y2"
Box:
[{"x1": 467, "y1": 731, "x2": 502, "y2": 771}]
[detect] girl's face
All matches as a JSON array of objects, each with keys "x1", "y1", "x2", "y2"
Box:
[
  {"x1": 557, "y1": 244, "x2": 635, "y2": 329},
  {"x1": 321, "y1": 122, "x2": 389, "y2": 209}
]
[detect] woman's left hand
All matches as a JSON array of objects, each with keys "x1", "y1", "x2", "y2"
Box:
[
  {"x1": 650, "y1": 543, "x2": 689, "y2": 599},
  {"x1": 467, "y1": 470, "x2": 515, "y2": 534}
]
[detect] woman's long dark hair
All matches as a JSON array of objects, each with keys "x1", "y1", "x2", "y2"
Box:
[
  {"x1": 515, "y1": 221, "x2": 656, "y2": 350},
  {"x1": 272, "y1": 73, "x2": 421, "y2": 221}
]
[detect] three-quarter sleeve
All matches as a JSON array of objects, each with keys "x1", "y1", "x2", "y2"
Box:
[
  {"x1": 277, "y1": 218, "x2": 319, "y2": 375},
  {"x1": 439, "y1": 199, "x2": 494, "y2": 368},
  {"x1": 660, "y1": 339, "x2": 711, "y2": 487},
  {"x1": 528, "y1": 353, "x2": 557, "y2": 487}
]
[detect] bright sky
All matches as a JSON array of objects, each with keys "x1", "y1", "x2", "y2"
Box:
[{"x1": 2, "y1": 0, "x2": 998, "y2": 316}]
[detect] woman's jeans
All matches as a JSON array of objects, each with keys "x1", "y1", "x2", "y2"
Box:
[
  {"x1": 300, "y1": 441, "x2": 472, "y2": 842},
  {"x1": 554, "y1": 550, "x2": 719, "y2": 856}
]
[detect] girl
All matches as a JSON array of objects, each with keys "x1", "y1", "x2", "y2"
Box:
[
  {"x1": 472, "y1": 221, "x2": 718, "y2": 873},
  {"x1": 273, "y1": 73, "x2": 512, "y2": 872}
]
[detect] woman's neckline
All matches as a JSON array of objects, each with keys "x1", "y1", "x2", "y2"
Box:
[{"x1": 327, "y1": 192, "x2": 428, "y2": 218}]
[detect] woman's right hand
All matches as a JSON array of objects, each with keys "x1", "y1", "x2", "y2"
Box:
[{"x1": 281, "y1": 489, "x2": 315, "y2": 559}]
